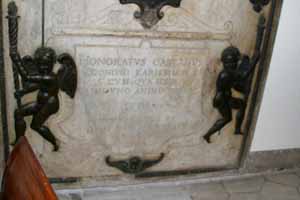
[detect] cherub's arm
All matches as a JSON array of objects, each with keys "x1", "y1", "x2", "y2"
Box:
[
  {"x1": 10, "y1": 52, "x2": 48, "y2": 83},
  {"x1": 9, "y1": 51, "x2": 53, "y2": 83},
  {"x1": 9, "y1": 52, "x2": 31, "y2": 80}
]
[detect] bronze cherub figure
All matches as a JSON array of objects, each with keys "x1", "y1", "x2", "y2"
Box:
[
  {"x1": 204, "y1": 16, "x2": 266, "y2": 143},
  {"x1": 7, "y1": 2, "x2": 77, "y2": 151}
]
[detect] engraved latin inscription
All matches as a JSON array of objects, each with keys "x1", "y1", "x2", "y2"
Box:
[
  {"x1": 79, "y1": 53, "x2": 203, "y2": 96},
  {"x1": 74, "y1": 44, "x2": 208, "y2": 154}
]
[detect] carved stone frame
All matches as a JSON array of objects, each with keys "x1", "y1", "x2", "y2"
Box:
[
  {"x1": 0, "y1": 0, "x2": 9, "y2": 162},
  {"x1": 0, "y1": 0, "x2": 283, "y2": 185}
]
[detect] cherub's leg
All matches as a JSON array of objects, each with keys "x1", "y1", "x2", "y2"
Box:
[
  {"x1": 30, "y1": 102, "x2": 59, "y2": 151},
  {"x1": 230, "y1": 97, "x2": 246, "y2": 135},
  {"x1": 13, "y1": 102, "x2": 39, "y2": 145},
  {"x1": 203, "y1": 103, "x2": 232, "y2": 143}
]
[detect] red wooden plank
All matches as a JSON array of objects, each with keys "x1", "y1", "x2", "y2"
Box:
[{"x1": 2, "y1": 136, "x2": 58, "y2": 200}]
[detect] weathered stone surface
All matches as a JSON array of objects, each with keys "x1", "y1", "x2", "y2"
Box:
[
  {"x1": 184, "y1": 182, "x2": 229, "y2": 200},
  {"x1": 245, "y1": 150, "x2": 300, "y2": 171},
  {"x1": 260, "y1": 182, "x2": 300, "y2": 200},
  {"x1": 57, "y1": 193, "x2": 72, "y2": 200},
  {"x1": 2, "y1": 0, "x2": 272, "y2": 182},
  {"x1": 223, "y1": 176, "x2": 265, "y2": 193},
  {"x1": 229, "y1": 193, "x2": 260, "y2": 200},
  {"x1": 70, "y1": 193, "x2": 83, "y2": 200},
  {"x1": 266, "y1": 173, "x2": 300, "y2": 187},
  {"x1": 57, "y1": 191, "x2": 84, "y2": 200},
  {"x1": 82, "y1": 187, "x2": 191, "y2": 200},
  {"x1": 56, "y1": 172, "x2": 300, "y2": 200}
]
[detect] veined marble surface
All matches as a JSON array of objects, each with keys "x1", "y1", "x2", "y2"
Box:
[{"x1": 2, "y1": 0, "x2": 271, "y2": 182}]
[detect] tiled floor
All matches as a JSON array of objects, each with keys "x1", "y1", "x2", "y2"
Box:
[{"x1": 57, "y1": 170, "x2": 300, "y2": 200}]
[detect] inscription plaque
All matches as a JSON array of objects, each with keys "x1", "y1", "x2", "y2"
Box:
[{"x1": 76, "y1": 44, "x2": 208, "y2": 155}]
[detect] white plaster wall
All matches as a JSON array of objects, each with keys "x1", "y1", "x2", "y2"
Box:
[{"x1": 251, "y1": 1, "x2": 300, "y2": 151}]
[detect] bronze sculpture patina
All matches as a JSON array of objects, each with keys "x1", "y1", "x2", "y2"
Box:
[
  {"x1": 7, "y1": 2, "x2": 77, "y2": 151},
  {"x1": 204, "y1": 16, "x2": 266, "y2": 143},
  {"x1": 106, "y1": 153, "x2": 165, "y2": 174}
]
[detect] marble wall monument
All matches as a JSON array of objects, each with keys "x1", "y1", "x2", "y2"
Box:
[{"x1": 1, "y1": 0, "x2": 280, "y2": 186}]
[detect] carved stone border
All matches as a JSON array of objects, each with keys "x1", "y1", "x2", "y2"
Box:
[
  {"x1": 239, "y1": 0, "x2": 284, "y2": 168},
  {"x1": 0, "y1": 0, "x2": 10, "y2": 162}
]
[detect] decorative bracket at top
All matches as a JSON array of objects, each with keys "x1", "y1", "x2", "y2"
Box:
[
  {"x1": 250, "y1": 0, "x2": 271, "y2": 13},
  {"x1": 119, "y1": 0, "x2": 182, "y2": 29}
]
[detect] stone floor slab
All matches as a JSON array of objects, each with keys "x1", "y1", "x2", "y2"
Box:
[
  {"x1": 84, "y1": 192, "x2": 192, "y2": 200},
  {"x1": 56, "y1": 171, "x2": 300, "y2": 200},
  {"x1": 265, "y1": 173, "x2": 300, "y2": 187},
  {"x1": 229, "y1": 193, "x2": 260, "y2": 200},
  {"x1": 223, "y1": 176, "x2": 265, "y2": 193},
  {"x1": 57, "y1": 193, "x2": 72, "y2": 200},
  {"x1": 260, "y1": 182, "x2": 300, "y2": 200},
  {"x1": 184, "y1": 182, "x2": 229, "y2": 200},
  {"x1": 57, "y1": 192, "x2": 83, "y2": 200}
]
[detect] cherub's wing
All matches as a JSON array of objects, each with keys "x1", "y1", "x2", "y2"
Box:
[{"x1": 57, "y1": 53, "x2": 77, "y2": 98}]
